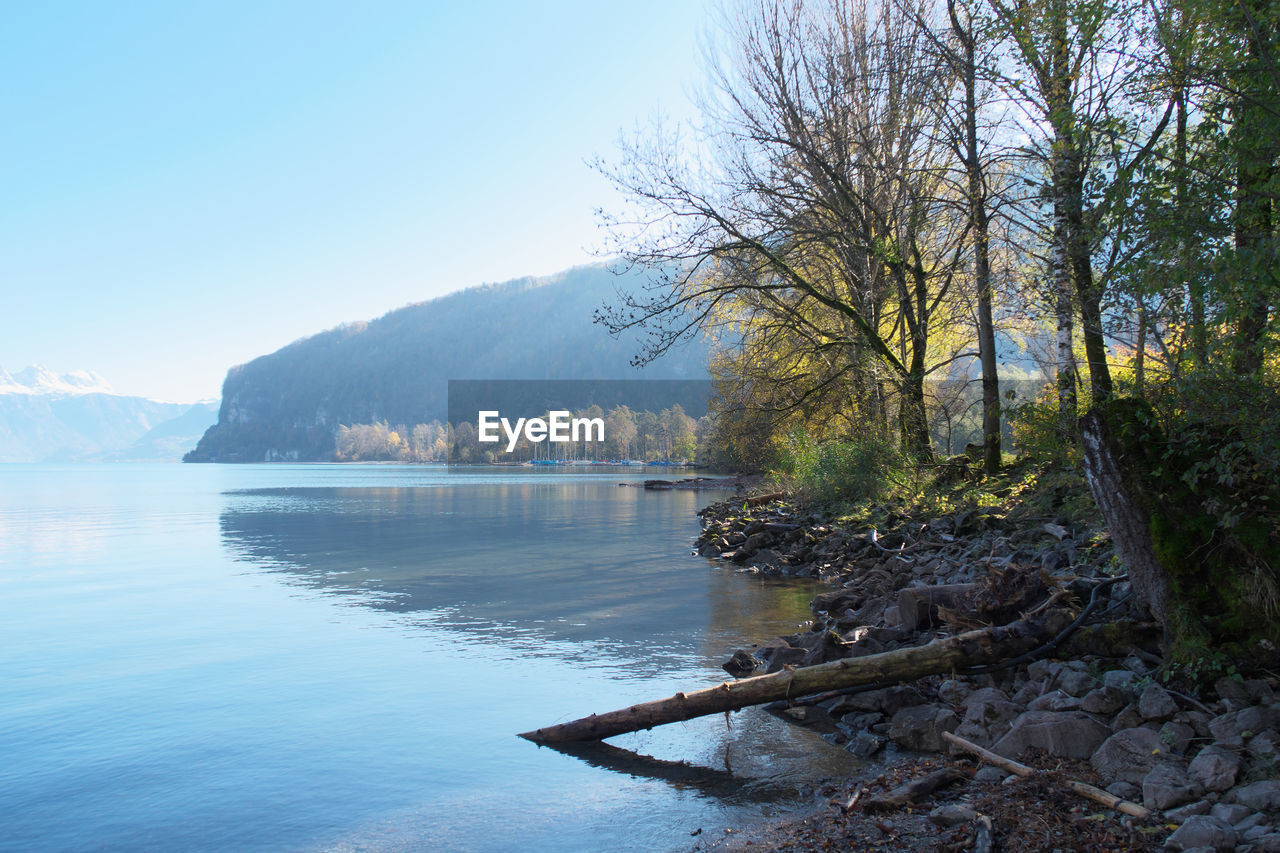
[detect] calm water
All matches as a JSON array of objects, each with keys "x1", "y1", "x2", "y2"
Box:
[{"x1": 0, "y1": 464, "x2": 852, "y2": 852}]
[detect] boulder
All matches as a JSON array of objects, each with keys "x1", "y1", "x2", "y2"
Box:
[
  {"x1": 1188, "y1": 745, "x2": 1242, "y2": 793},
  {"x1": 1103, "y1": 669, "x2": 1138, "y2": 691},
  {"x1": 1081, "y1": 686, "x2": 1125, "y2": 716},
  {"x1": 1164, "y1": 815, "x2": 1239, "y2": 852},
  {"x1": 1142, "y1": 762, "x2": 1199, "y2": 811},
  {"x1": 990, "y1": 711, "x2": 1110, "y2": 760},
  {"x1": 1208, "y1": 705, "x2": 1280, "y2": 741},
  {"x1": 1165, "y1": 800, "x2": 1212, "y2": 821},
  {"x1": 1208, "y1": 802, "x2": 1251, "y2": 825},
  {"x1": 1249, "y1": 729, "x2": 1280, "y2": 761},
  {"x1": 1111, "y1": 702, "x2": 1145, "y2": 731},
  {"x1": 1252, "y1": 832, "x2": 1280, "y2": 853},
  {"x1": 888, "y1": 704, "x2": 959, "y2": 753},
  {"x1": 1160, "y1": 720, "x2": 1196, "y2": 754},
  {"x1": 847, "y1": 731, "x2": 886, "y2": 759},
  {"x1": 1091, "y1": 727, "x2": 1166, "y2": 785},
  {"x1": 838, "y1": 685, "x2": 925, "y2": 716},
  {"x1": 1138, "y1": 683, "x2": 1179, "y2": 720},
  {"x1": 1028, "y1": 689, "x2": 1082, "y2": 712},
  {"x1": 761, "y1": 645, "x2": 807, "y2": 673},
  {"x1": 1056, "y1": 668, "x2": 1098, "y2": 698},
  {"x1": 954, "y1": 688, "x2": 1023, "y2": 746},
  {"x1": 1235, "y1": 780, "x2": 1280, "y2": 812}
]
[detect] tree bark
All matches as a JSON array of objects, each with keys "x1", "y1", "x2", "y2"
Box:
[
  {"x1": 519, "y1": 619, "x2": 1054, "y2": 744},
  {"x1": 1078, "y1": 408, "x2": 1170, "y2": 623},
  {"x1": 949, "y1": 0, "x2": 1001, "y2": 475}
]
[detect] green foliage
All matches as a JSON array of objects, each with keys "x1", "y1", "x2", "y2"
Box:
[
  {"x1": 773, "y1": 431, "x2": 904, "y2": 505},
  {"x1": 1099, "y1": 396, "x2": 1280, "y2": 667},
  {"x1": 1005, "y1": 384, "x2": 1083, "y2": 465}
]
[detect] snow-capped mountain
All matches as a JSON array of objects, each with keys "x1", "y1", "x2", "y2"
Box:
[
  {"x1": 0, "y1": 365, "x2": 217, "y2": 462},
  {"x1": 0, "y1": 364, "x2": 117, "y2": 396}
]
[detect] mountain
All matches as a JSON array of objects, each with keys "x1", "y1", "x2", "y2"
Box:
[
  {"x1": 0, "y1": 364, "x2": 117, "y2": 397},
  {"x1": 0, "y1": 364, "x2": 218, "y2": 462},
  {"x1": 187, "y1": 263, "x2": 711, "y2": 462}
]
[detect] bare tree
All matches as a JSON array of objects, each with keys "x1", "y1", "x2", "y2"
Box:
[{"x1": 596, "y1": 0, "x2": 966, "y2": 459}]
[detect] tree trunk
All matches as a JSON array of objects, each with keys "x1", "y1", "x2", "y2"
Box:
[
  {"x1": 950, "y1": 0, "x2": 1001, "y2": 475},
  {"x1": 1078, "y1": 408, "x2": 1170, "y2": 623},
  {"x1": 1230, "y1": 0, "x2": 1277, "y2": 375},
  {"x1": 519, "y1": 619, "x2": 1054, "y2": 744}
]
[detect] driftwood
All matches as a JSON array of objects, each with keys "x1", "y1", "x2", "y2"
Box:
[
  {"x1": 519, "y1": 617, "x2": 1059, "y2": 743},
  {"x1": 942, "y1": 731, "x2": 1152, "y2": 819},
  {"x1": 897, "y1": 583, "x2": 980, "y2": 630},
  {"x1": 863, "y1": 768, "x2": 968, "y2": 813}
]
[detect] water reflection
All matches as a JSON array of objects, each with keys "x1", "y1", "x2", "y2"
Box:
[{"x1": 219, "y1": 480, "x2": 821, "y2": 670}]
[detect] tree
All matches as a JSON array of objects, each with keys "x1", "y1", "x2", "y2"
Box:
[{"x1": 598, "y1": 0, "x2": 968, "y2": 460}]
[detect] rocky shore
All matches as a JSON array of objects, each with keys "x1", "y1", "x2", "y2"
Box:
[{"x1": 692, "y1": 485, "x2": 1280, "y2": 852}]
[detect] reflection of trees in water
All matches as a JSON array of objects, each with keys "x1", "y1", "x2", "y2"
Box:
[{"x1": 219, "y1": 483, "x2": 819, "y2": 665}]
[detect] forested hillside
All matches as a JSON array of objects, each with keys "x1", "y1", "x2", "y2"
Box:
[{"x1": 185, "y1": 264, "x2": 709, "y2": 462}]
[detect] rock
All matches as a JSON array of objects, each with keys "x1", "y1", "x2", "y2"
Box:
[
  {"x1": 974, "y1": 766, "x2": 1008, "y2": 784},
  {"x1": 1164, "y1": 815, "x2": 1239, "y2": 851},
  {"x1": 1235, "y1": 780, "x2": 1280, "y2": 812},
  {"x1": 888, "y1": 704, "x2": 959, "y2": 753},
  {"x1": 1081, "y1": 686, "x2": 1125, "y2": 716},
  {"x1": 928, "y1": 804, "x2": 979, "y2": 827},
  {"x1": 1112, "y1": 702, "x2": 1145, "y2": 731},
  {"x1": 937, "y1": 678, "x2": 971, "y2": 705},
  {"x1": 1216, "y1": 677, "x2": 1251, "y2": 704},
  {"x1": 1209, "y1": 802, "x2": 1252, "y2": 825},
  {"x1": 847, "y1": 731, "x2": 887, "y2": 758},
  {"x1": 1160, "y1": 720, "x2": 1197, "y2": 754},
  {"x1": 957, "y1": 688, "x2": 1024, "y2": 745},
  {"x1": 1245, "y1": 823, "x2": 1277, "y2": 842},
  {"x1": 1166, "y1": 800, "x2": 1213, "y2": 821},
  {"x1": 1188, "y1": 745, "x2": 1242, "y2": 793},
  {"x1": 1029, "y1": 689, "x2": 1082, "y2": 712},
  {"x1": 1106, "y1": 781, "x2": 1141, "y2": 801},
  {"x1": 1245, "y1": 679, "x2": 1277, "y2": 704},
  {"x1": 1251, "y1": 832, "x2": 1280, "y2": 853},
  {"x1": 1142, "y1": 762, "x2": 1199, "y2": 811},
  {"x1": 1026, "y1": 659, "x2": 1052, "y2": 681},
  {"x1": 1103, "y1": 669, "x2": 1138, "y2": 691},
  {"x1": 1251, "y1": 729, "x2": 1280, "y2": 758},
  {"x1": 1138, "y1": 683, "x2": 1179, "y2": 720},
  {"x1": 1236, "y1": 812, "x2": 1270, "y2": 832},
  {"x1": 1209, "y1": 705, "x2": 1280, "y2": 741},
  {"x1": 1092, "y1": 727, "x2": 1166, "y2": 785},
  {"x1": 839, "y1": 685, "x2": 924, "y2": 716},
  {"x1": 1056, "y1": 668, "x2": 1098, "y2": 698},
  {"x1": 722, "y1": 650, "x2": 760, "y2": 677},
  {"x1": 991, "y1": 710, "x2": 1110, "y2": 760},
  {"x1": 1010, "y1": 681, "x2": 1041, "y2": 706},
  {"x1": 762, "y1": 645, "x2": 807, "y2": 673}
]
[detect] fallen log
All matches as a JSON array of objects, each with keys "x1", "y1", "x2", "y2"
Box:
[
  {"x1": 863, "y1": 767, "x2": 968, "y2": 813},
  {"x1": 519, "y1": 615, "x2": 1063, "y2": 744},
  {"x1": 942, "y1": 731, "x2": 1152, "y2": 819}
]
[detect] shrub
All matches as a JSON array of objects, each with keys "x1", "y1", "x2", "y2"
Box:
[{"x1": 775, "y1": 431, "x2": 903, "y2": 504}]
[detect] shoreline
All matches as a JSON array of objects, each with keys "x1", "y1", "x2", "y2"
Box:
[{"x1": 685, "y1": 479, "x2": 1280, "y2": 852}]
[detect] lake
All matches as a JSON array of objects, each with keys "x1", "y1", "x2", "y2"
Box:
[{"x1": 0, "y1": 464, "x2": 853, "y2": 852}]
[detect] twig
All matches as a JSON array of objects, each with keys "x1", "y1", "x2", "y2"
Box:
[{"x1": 943, "y1": 731, "x2": 1152, "y2": 819}]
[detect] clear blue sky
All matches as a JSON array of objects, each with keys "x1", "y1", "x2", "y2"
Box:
[{"x1": 0, "y1": 0, "x2": 707, "y2": 401}]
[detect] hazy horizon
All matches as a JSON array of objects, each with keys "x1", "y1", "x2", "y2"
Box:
[{"x1": 2, "y1": 1, "x2": 707, "y2": 402}]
